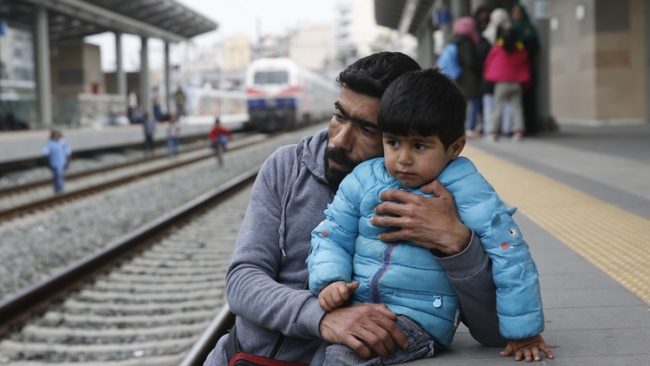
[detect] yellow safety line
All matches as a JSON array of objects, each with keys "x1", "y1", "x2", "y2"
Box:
[{"x1": 462, "y1": 145, "x2": 650, "y2": 305}]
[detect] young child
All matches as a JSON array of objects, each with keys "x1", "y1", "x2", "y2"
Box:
[
  {"x1": 208, "y1": 117, "x2": 232, "y2": 166},
  {"x1": 167, "y1": 114, "x2": 181, "y2": 156},
  {"x1": 42, "y1": 129, "x2": 71, "y2": 193},
  {"x1": 483, "y1": 27, "x2": 531, "y2": 142},
  {"x1": 307, "y1": 68, "x2": 546, "y2": 365}
]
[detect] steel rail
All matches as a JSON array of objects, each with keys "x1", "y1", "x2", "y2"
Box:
[
  {"x1": 0, "y1": 135, "x2": 265, "y2": 222},
  {"x1": 0, "y1": 145, "x2": 205, "y2": 198},
  {"x1": 0, "y1": 166, "x2": 259, "y2": 336}
]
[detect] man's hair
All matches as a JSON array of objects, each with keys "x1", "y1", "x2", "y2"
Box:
[
  {"x1": 378, "y1": 68, "x2": 466, "y2": 149},
  {"x1": 337, "y1": 52, "x2": 421, "y2": 98}
]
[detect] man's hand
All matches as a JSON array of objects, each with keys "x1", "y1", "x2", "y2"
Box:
[
  {"x1": 319, "y1": 303, "x2": 408, "y2": 359},
  {"x1": 319, "y1": 281, "x2": 359, "y2": 312},
  {"x1": 500, "y1": 334, "x2": 554, "y2": 362},
  {"x1": 370, "y1": 180, "x2": 471, "y2": 255}
]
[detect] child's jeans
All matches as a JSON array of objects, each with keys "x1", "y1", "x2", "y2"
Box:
[
  {"x1": 310, "y1": 315, "x2": 440, "y2": 366},
  {"x1": 167, "y1": 137, "x2": 179, "y2": 156}
]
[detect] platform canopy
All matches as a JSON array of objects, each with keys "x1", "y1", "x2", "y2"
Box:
[
  {"x1": 374, "y1": 0, "x2": 435, "y2": 36},
  {"x1": 2, "y1": 0, "x2": 217, "y2": 42}
]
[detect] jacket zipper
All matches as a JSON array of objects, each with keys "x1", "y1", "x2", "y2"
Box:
[{"x1": 369, "y1": 243, "x2": 397, "y2": 303}]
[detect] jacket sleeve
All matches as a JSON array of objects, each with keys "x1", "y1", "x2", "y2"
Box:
[
  {"x1": 307, "y1": 173, "x2": 363, "y2": 295},
  {"x1": 225, "y1": 147, "x2": 324, "y2": 340},
  {"x1": 449, "y1": 174, "x2": 544, "y2": 340},
  {"x1": 434, "y1": 231, "x2": 507, "y2": 347},
  {"x1": 42, "y1": 142, "x2": 51, "y2": 156}
]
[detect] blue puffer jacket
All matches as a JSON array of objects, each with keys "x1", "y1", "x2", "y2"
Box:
[{"x1": 308, "y1": 157, "x2": 544, "y2": 343}]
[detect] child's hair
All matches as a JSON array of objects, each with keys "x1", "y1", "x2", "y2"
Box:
[
  {"x1": 501, "y1": 27, "x2": 519, "y2": 52},
  {"x1": 377, "y1": 68, "x2": 466, "y2": 149}
]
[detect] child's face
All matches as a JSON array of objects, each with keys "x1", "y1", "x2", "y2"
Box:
[{"x1": 383, "y1": 132, "x2": 464, "y2": 188}]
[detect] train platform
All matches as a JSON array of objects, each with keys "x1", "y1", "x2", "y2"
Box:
[
  {"x1": 411, "y1": 124, "x2": 650, "y2": 365},
  {"x1": 0, "y1": 121, "x2": 213, "y2": 165}
]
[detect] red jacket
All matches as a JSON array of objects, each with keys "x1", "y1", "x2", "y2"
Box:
[
  {"x1": 209, "y1": 125, "x2": 232, "y2": 142},
  {"x1": 484, "y1": 45, "x2": 531, "y2": 88}
]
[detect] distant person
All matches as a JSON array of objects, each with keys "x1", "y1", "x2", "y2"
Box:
[
  {"x1": 484, "y1": 27, "x2": 531, "y2": 142},
  {"x1": 478, "y1": 8, "x2": 513, "y2": 135},
  {"x1": 208, "y1": 117, "x2": 232, "y2": 166},
  {"x1": 42, "y1": 129, "x2": 71, "y2": 193},
  {"x1": 173, "y1": 87, "x2": 187, "y2": 117},
  {"x1": 167, "y1": 114, "x2": 181, "y2": 156},
  {"x1": 143, "y1": 112, "x2": 156, "y2": 156},
  {"x1": 451, "y1": 17, "x2": 482, "y2": 138},
  {"x1": 128, "y1": 90, "x2": 138, "y2": 123},
  {"x1": 511, "y1": 2, "x2": 540, "y2": 136},
  {"x1": 474, "y1": 5, "x2": 492, "y2": 34},
  {"x1": 308, "y1": 68, "x2": 550, "y2": 365},
  {"x1": 131, "y1": 104, "x2": 144, "y2": 125}
]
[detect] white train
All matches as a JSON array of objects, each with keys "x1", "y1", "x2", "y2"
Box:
[
  {"x1": 245, "y1": 58, "x2": 340, "y2": 132},
  {"x1": 183, "y1": 86, "x2": 249, "y2": 130}
]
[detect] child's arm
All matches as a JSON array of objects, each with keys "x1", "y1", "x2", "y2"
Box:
[
  {"x1": 307, "y1": 170, "x2": 364, "y2": 297},
  {"x1": 501, "y1": 334, "x2": 554, "y2": 362},
  {"x1": 318, "y1": 281, "x2": 359, "y2": 312}
]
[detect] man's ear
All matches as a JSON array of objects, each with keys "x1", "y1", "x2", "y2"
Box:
[{"x1": 449, "y1": 136, "x2": 466, "y2": 160}]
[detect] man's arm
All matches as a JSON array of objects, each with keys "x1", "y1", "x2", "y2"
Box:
[
  {"x1": 225, "y1": 148, "x2": 324, "y2": 339},
  {"x1": 370, "y1": 180, "x2": 506, "y2": 346}
]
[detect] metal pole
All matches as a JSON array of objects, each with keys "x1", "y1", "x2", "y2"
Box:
[
  {"x1": 139, "y1": 36, "x2": 151, "y2": 118},
  {"x1": 34, "y1": 5, "x2": 52, "y2": 128},
  {"x1": 115, "y1": 32, "x2": 127, "y2": 104},
  {"x1": 164, "y1": 41, "x2": 170, "y2": 115}
]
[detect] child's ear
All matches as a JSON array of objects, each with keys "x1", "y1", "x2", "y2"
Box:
[{"x1": 449, "y1": 136, "x2": 466, "y2": 160}]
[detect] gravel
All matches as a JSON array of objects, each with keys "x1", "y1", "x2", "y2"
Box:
[{"x1": 0, "y1": 123, "x2": 327, "y2": 301}]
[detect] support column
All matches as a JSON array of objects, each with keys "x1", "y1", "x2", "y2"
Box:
[
  {"x1": 417, "y1": 21, "x2": 434, "y2": 69},
  {"x1": 115, "y1": 32, "x2": 127, "y2": 104},
  {"x1": 522, "y1": 0, "x2": 557, "y2": 132},
  {"x1": 450, "y1": 0, "x2": 471, "y2": 20},
  {"x1": 164, "y1": 41, "x2": 171, "y2": 115},
  {"x1": 139, "y1": 36, "x2": 151, "y2": 118},
  {"x1": 34, "y1": 5, "x2": 52, "y2": 128}
]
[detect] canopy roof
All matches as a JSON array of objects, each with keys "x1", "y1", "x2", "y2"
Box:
[
  {"x1": 374, "y1": 0, "x2": 435, "y2": 36},
  {"x1": 2, "y1": 0, "x2": 217, "y2": 42}
]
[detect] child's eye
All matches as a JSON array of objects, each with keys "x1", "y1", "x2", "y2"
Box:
[
  {"x1": 414, "y1": 144, "x2": 426, "y2": 151},
  {"x1": 385, "y1": 140, "x2": 398, "y2": 147}
]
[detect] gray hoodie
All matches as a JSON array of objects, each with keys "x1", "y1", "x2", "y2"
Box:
[{"x1": 204, "y1": 129, "x2": 506, "y2": 365}]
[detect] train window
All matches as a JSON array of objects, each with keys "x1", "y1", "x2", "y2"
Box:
[{"x1": 254, "y1": 71, "x2": 289, "y2": 84}]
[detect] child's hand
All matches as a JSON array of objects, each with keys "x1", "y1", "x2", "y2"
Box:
[
  {"x1": 318, "y1": 281, "x2": 359, "y2": 312},
  {"x1": 500, "y1": 334, "x2": 554, "y2": 362}
]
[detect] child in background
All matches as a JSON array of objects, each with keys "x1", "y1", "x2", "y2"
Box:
[
  {"x1": 167, "y1": 114, "x2": 181, "y2": 156},
  {"x1": 483, "y1": 27, "x2": 531, "y2": 142},
  {"x1": 307, "y1": 68, "x2": 551, "y2": 365},
  {"x1": 42, "y1": 129, "x2": 71, "y2": 193},
  {"x1": 208, "y1": 117, "x2": 232, "y2": 166}
]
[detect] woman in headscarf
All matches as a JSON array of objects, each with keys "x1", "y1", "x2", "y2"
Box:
[
  {"x1": 478, "y1": 8, "x2": 512, "y2": 136},
  {"x1": 511, "y1": 2, "x2": 540, "y2": 135},
  {"x1": 450, "y1": 16, "x2": 482, "y2": 138}
]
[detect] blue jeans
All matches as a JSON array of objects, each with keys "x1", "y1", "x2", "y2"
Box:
[
  {"x1": 52, "y1": 166, "x2": 65, "y2": 192},
  {"x1": 167, "y1": 138, "x2": 179, "y2": 156},
  {"x1": 466, "y1": 96, "x2": 481, "y2": 131},
  {"x1": 311, "y1": 316, "x2": 439, "y2": 366}
]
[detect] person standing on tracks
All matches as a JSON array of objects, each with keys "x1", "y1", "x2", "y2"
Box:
[
  {"x1": 173, "y1": 86, "x2": 187, "y2": 117},
  {"x1": 307, "y1": 69, "x2": 550, "y2": 365},
  {"x1": 167, "y1": 114, "x2": 181, "y2": 156},
  {"x1": 142, "y1": 112, "x2": 157, "y2": 156},
  {"x1": 204, "y1": 52, "x2": 543, "y2": 366},
  {"x1": 42, "y1": 129, "x2": 71, "y2": 193},
  {"x1": 208, "y1": 117, "x2": 232, "y2": 167}
]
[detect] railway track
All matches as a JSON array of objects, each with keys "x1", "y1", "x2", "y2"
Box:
[
  {"x1": 0, "y1": 133, "x2": 267, "y2": 222},
  {"x1": 0, "y1": 168, "x2": 255, "y2": 365}
]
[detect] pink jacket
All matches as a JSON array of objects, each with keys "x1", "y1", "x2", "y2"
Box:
[{"x1": 484, "y1": 45, "x2": 531, "y2": 88}]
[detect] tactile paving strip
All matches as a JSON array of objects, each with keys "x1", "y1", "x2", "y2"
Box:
[{"x1": 462, "y1": 145, "x2": 650, "y2": 305}]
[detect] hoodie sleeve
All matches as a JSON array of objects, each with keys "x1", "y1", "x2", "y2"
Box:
[
  {"x1": 225, "y1": 146, "x2": 324, "y2": 340},
  {"x1": 307, "y1": 172, "x2": 363, "y2": 295}
]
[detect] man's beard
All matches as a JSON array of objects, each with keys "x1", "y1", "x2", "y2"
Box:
[{"x1": 324, "y1": 147, "x2": 362, "y2": 190}]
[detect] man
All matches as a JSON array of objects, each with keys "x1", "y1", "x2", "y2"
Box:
[
  {"x1": 173, "y1": 86, "x2": 187, "y2": 117},
  {"x1": 205, "y1": 52, "x2": 549, "y2": 365}
]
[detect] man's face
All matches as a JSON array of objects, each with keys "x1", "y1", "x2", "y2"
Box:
[
  {"x1": 383, "y1": 133, "x2": 464, "y2": 188},
  {"x1": 325, "y1": 87, "x2": 383, "y2": 189}
]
